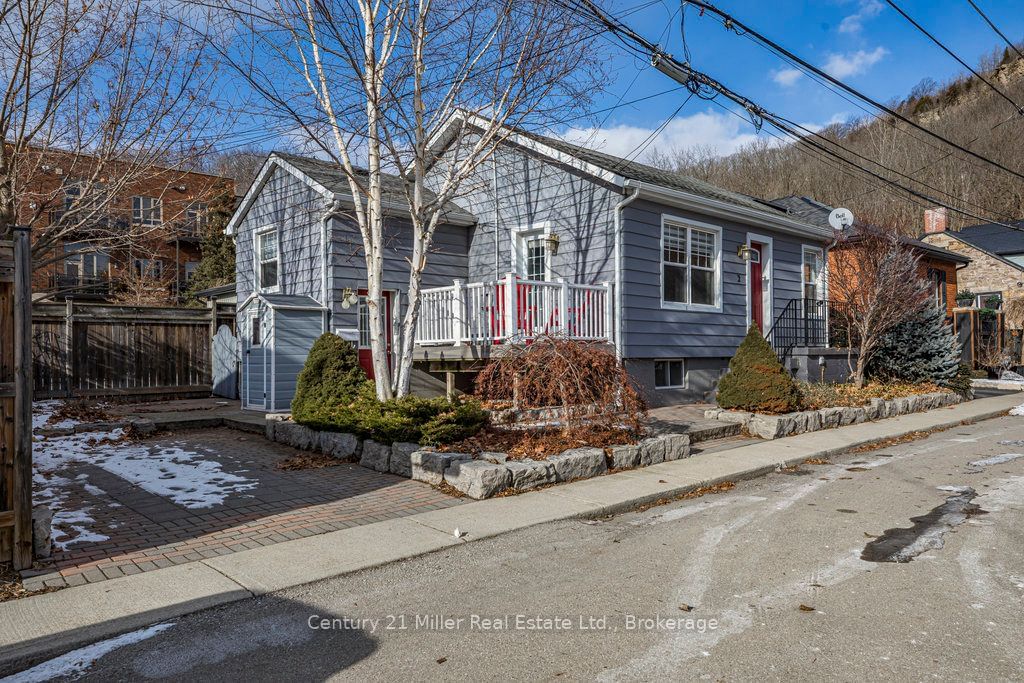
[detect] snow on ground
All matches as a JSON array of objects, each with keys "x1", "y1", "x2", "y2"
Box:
[
  {"x1": 1009, "y1": 403, "x2": 1024, "y2": 416},
  {"x1": 31, "y1": 401, "x2": 258, "y2": 549},
  {"x1": 1, "y1": 622, "x2": 175, "y2": 683}
]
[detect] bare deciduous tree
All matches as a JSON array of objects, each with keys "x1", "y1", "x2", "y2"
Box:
[
  {"x1": 1, "y1": 0, "x2": 231, "y2": 266},
  {"x1": 212, "y1": 0, "x2": 603, "y2": 399},
  {"x1": 828, "y1": 222, "x2": 933, "y2": 387}
]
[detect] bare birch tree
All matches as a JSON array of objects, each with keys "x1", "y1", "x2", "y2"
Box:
[
  {"x1": 211, "y1": 0, "x2": 602, "y2": 399},
  {"x1": 828, "y1": 222, "x2": 933, "y2": 387},
  {"x1": 1, "y1": 0, "x2": 231, "y2": 265}
]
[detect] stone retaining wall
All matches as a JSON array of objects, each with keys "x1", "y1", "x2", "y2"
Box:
[
  {"x1": 263, "y1": 417, "x2": 690, "y2": 500},
  {"x1": 705, "y1": 391, "x2": 962, "y2": 440}
]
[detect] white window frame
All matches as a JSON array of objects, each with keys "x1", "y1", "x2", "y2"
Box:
[
  {"x1": 254, "y1": 226, "x2": 281, "y2": 293},
  {"x1": 133, "y1": 258, "x2": 163, "y2": 279},
  {"x1": 660, "y1": 215, "x2": 723, "y2": 312},
  {"x1": 654, "y1": 359, "x2": 686, "y2": 389},
  {"x1": 801, "y1": 245, "x2": 826, "y2": 302},
  {"x1": 132, "y1": 195, "x2": 163, "y2": 226},
  {"x1": 510, "y1": 222, "x2": 553, "y2": 281}
]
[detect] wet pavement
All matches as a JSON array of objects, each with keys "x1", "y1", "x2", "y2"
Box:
[{"x1": 16, "y1": 413, "x2": 1024, "y2": 681}]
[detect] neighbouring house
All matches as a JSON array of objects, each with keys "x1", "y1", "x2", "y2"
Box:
[
  {"x1": 227, "y1": 122, "x2": 835, "y2": 410},
  {"x1": 19, "y1": 147, "x2": 234, "y2": 304},
  {"x1": 771, "y1": 197, "x2": 970, "y2": 317},
  {"x1": 919, "y1": 207, "x2": 1024, "y2": 309}
]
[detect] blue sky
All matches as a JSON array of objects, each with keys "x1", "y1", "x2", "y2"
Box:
[{"x1": 560, "y1": 0, "x2": 1024, "y2": 159}]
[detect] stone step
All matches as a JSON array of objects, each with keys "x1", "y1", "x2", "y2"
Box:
[{"x1": 647, "y1": 418, "x2": 741, "y2": 443}]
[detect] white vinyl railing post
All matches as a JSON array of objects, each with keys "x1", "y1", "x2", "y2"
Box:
[
  {"x1": 558, "y1": 277, "x2": 570, "y2": 334},
  {"x1": 452, "y1": 279, "x2": 466, "y2": 346},
  {"x1": 601, "y1": 281, "x2": 613, "y2": 344},
  {"x1": 503, "y1": 272, "x2": 517, "y2": 342}
]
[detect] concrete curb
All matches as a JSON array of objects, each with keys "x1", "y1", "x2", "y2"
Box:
[{"x1": 1, "y1": 392, "x2": 1020, "y2": 674}]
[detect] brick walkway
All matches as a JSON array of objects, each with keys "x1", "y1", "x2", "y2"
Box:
[{"x1": 24, "y1": 428, "x2": 462, "y2": 590}]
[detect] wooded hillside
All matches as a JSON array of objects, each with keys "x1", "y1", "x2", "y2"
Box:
[{"x1": 648, "y1": 46, "x2": 1024, "y2": 234}]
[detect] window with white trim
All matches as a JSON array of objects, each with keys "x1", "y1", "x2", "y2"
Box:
[
  {"x1": 663, "y1": 222, "x2": 718, "y2": 307},
  {"x1": 133, "y1": 258, "x2": 163, "y2": 279},
  {"x1": 514, "y1": 227, "x2": 551, "y2": 281},
  {"x1": 358, "y1": 296, "x2": 371, "y2": 348},
  {"x1": 802, "y1": 247, "x2": 824, "y2": 301},
  {"x1": 654, "y1": 359, "x2": 685, "y2": 389},
  {"x1": 257, "y1": 230, "x2": 279, "y2": 290},
  {"x1": 132, "y1": 196, "x2": 162, "y2": 226}
]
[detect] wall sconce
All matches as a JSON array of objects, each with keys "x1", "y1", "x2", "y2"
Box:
[
  {"x1": 340, "y1": 288, "x2": 359, "y2": 309},
  {"x1": 544, "y1": 233, "x2": 560, "y2": 255},
  {"x1": 736, "y1": 244, "x2": 757, "y2": 262}
]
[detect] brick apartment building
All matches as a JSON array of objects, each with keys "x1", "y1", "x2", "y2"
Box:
[{"x1": 16, "y1": 147, "x2": 234, "y2": 304}]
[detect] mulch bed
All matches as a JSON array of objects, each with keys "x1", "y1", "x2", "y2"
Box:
[
  {"x1": 798, "y1": 381, "x2": 947, "y2": 410},
  {"x1": 437, "y1": 426, "x2": 641, "y2": 461},
  {"x1": 0, "y1": 564, "x2": 60, "y2": 603},
  {"x1": 276, "y1": 452, "x2": 343, "y2": 471}
]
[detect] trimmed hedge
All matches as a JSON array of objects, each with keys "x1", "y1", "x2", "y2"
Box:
[
  {"x1": 290, "y1": 336, "x2": 488, "y2": 445},
  {"x1": 716, "y1": 324, "x2": 802, "y2": 413}
]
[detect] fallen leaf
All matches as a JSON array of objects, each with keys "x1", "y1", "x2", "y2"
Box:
[
  {"x1": 798, "y1": 604, "x2": 816, "y2": 612},
  {"x1": 846, "y1": 467, "x2": 868, "y2": 472},
  {"x1": 437, "y1": 657, "x2": 447, "y2": 664},
  {"x1": 863, "y1": 532, "x2": 878, "y2": 538},
  {"x1": 658, "y1": 479, "x2": 667, "y2": 483},
  {"x1": 678, "y1": 604, "x2": 693, "y2": 612}
]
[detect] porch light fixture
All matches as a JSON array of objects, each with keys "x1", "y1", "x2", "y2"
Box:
[
  {"x1": 736, "y1": 244, "x2": 756, "y2": 261},
  {"x1": 544, "y1": 233, "x2": 560, "y2": 255},
  {"x1": 340, "y1": 288, "x2": 359, "y2": 309}
]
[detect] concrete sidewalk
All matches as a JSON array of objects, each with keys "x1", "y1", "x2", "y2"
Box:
[{"x1": 2, "y1": 391, "x2": 1020, "y2": 674}]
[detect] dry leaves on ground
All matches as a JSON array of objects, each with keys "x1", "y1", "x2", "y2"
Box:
[
  {"x1": 438, "y1": 426, "x2": 640, "y2": 461},
  {"x1": 0, "y1": 564, "x2": 60, "y2": 603},
  {"x1": 276, "y1": 452, "x2": 342, "y2": 471}
]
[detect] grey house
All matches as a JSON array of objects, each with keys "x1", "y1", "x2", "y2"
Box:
[{"x1": 227, "y1": 123, "x2": 831, "y2": 410}]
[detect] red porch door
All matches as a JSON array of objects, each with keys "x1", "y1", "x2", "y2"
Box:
[
  {"x1": 357, "y1": 289, "x2": 393, "y2": 379},
  {"x1": 749, "y1": 243, "x2": 764, "y2": 331}
]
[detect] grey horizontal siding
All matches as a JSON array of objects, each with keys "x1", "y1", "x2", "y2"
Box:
[
  {"x1": 235, "y1": 166, "x2": 326, "y2": 305},
  {"x1": 272, "y1": 308, "x2": 323, "y2": 411},
  {"x1": 429, "y1": 135, "x2": 619, "y2": 286},
  {"x1": 621, "y1": 198, "x2": 829, "y2": 358}
]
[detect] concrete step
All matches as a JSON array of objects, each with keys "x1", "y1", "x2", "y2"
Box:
[{"x1": 647, "y1": 417, "x2": 742, "y2": 443}]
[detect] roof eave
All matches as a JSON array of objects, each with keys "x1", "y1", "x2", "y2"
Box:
[
  {"x1": 925, "y1": 231, "x2": 1024, "y2": 272},
  {"x1": 624, "y1": 180, "x2": 833, "y2": 240}
]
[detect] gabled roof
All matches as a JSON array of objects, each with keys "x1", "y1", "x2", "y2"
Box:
[
  {"x1": 770, "y1": 195, "x2": 971, "y2": 265},
  {"x1": 238, "y1": 292, "x2": 325, "y2": 312},
  {"x1": 226, "y1": 152, "x2": 476, "y2": 235},
  {"x1": 427, "y1": 111, "x2": 832, "y2": 241},
  {"x1": 946, "y1": 220, "x2": 1024, "y2": 255}
]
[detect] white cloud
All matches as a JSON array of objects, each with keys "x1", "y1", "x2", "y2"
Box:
[
  {"x1": 823, "y1": 46, "x2": 888, "y2": 78},
  {"x1": 558, "y1": 110, "x2": 762, "y2": 159},
  {"x1": 772, "y1": 68, "x2": 804, "y2": 87},
  {"x1": 838, "y1": 0, "x2": 884, "y2": 34}
]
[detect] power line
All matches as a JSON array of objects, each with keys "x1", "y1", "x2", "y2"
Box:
[
  {"x1": 966, "y1": 0, "x2": 1024, "y2": 61},
  {"x1": 884, "y1": 0, "x2": 1024, "y2": 114},
  {"x1": 678, "y1": 0, "x2": 1024, "y2": 183},
  {"x1": 555, "y1": 0, "x2": 1024, "y2": 232}
]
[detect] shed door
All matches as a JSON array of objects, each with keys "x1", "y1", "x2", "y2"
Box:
[
  {"x1": 244, "y1": 312, "x2": 267, "y2": 409},
  {"x1": 357, "y1": 290, "x2": 392, "y2": 379}
]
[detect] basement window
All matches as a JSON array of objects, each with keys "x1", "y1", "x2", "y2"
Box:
[{"x1": 654, "y1": 359, "x2": 685, "y2": 389}]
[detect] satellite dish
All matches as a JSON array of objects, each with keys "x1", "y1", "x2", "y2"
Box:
[{"x1": 828, "y1": 207, "x2": 855, "y2": 230}]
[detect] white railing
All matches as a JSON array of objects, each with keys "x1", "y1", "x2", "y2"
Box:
[{"x1": 416, "y1": 273, "x2": 613, "y2": 346}]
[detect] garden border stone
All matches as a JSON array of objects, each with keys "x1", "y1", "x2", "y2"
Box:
[{"x1": 705, "y1": 391, "x2": 962, "y2": 440}]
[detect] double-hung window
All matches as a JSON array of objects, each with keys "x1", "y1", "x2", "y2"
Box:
[
  {"x1": 132, "y1": 196, "x2": 162, "y2": 226},
  {"x1": 802, "y1": 247, "x2": 824, "y2": 301},
  {"x1": 257, "y1": 229, "x2": 279, "y2": 290},
  {"x1": 928, "y1": 268, "x2": 947, "y2": 311},
  {"x1": 662, "y1": 221, "x2": 719, "y2": 308},
  {"x1": 654, "y1": 359, "x2": 685, "y2": 389}
]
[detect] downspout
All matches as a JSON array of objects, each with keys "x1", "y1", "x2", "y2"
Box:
[
  {"x1": 493, "y1": 159, "x2": 500, "y2": 280},
  {"x1": 321, "y1": 196, "x2": 342, "y2": 331},
  {"x1": 614, "y1": 186, "x2": 641, "y2": 360}
]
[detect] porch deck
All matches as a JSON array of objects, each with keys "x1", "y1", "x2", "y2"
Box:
[{"x1": 415, "y1": 275, "x2": 613, "y2": 352}]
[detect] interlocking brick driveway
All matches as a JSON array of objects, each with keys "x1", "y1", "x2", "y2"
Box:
[{"x1": 24, "y1": 428, "x2": 462, "y2": 590}]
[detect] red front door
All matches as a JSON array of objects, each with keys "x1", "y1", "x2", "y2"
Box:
[
  {"x1": 357, "y1": 290, "x2": 392, "y2": 379},
  {"x1": 750, "y1": 243, "x2": 764, "y2": 331}
]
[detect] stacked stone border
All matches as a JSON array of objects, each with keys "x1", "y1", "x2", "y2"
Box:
[
  {"x1": 705, "y1": 391, "x2": 962, "y2": 440},
  {"x1": 264, "y1": 416, "x2": 690, "y2": 500}
]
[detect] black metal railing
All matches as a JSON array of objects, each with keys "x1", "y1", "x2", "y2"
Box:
[
  {"x1": 766, "y1": 298, "x2": 858, "y2": 360},
  {"x1": 46, "y1": 273, "x2": 113, "y2": 300}
]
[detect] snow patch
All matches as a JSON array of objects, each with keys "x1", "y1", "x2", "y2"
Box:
[
  {"x1": 1, "y1": 622, "x2": 175, "y2": 683},
  {"x1": 967, "y1": 453, "x2": 1024, "y2": 471},
  {"x1": 1009, "y1": 403, "x2": 1024, "y2": 416},
  {"x1": 51, "y1": 508, "x2": 109, "y2": 550}
]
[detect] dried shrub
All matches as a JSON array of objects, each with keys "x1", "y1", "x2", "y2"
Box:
[{"x1": 474, "y1": 335, "x2": 646, "y2": 435}]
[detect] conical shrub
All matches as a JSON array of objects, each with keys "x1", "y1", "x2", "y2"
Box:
[
  {"x1": 716, "y1": 324, "x2": 801, "y2": 413},
  {"x1": 291, "y1": 333, "x2": 367, "y2": 426}
]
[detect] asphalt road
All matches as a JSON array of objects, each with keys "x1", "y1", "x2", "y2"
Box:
[{"x1": 23, "y1": 414, "x2": 1024, "y2": 682}]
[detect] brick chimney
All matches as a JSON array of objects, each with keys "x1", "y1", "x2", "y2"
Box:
[{"x1": 924, "y1": 207, "x2": 948, "y2": 234}]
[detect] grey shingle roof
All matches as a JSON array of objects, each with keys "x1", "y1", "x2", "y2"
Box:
[
  {"x1": 515, "y1": 130, "x2": 798, "y2": 218},
  {"x1": 273, "y1": 152, "x2": 476, "y2": 222},
  {"x1": 949, "y1": 220, "x2": 1024, "y2": 255},
  {"x1": 769, "y1": 195, "x2": 970, "y2": 264}
]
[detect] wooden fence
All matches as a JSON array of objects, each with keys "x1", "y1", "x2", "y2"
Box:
[{"x1": 32, "y1": 301, "x2": 234, "y2": 399}]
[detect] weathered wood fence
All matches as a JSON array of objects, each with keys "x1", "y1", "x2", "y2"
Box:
[
  {"x1": 1, "y1": 233, "x2": 33, "y2": 569},
  {"x1": 32, "y1": 301, "x2": 235, "y2": 399}
]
